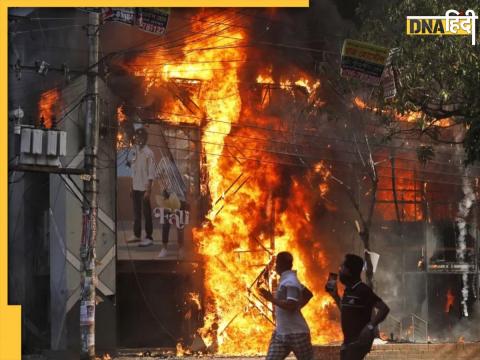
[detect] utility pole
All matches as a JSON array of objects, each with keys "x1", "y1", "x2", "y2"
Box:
[{"x1": 80, "y1": 11, "x2": 99, "y2": 360}]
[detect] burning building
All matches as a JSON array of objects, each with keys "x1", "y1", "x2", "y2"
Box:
[
  {"x1": 113, "y1": 10, "x2": 341, "y2": 353},
  {"x1": 8, "y1": 6, "x2": 480, "y2": 358},
  {"x1": 111, "y1": 8, "x2": 480, "y2": 350}
]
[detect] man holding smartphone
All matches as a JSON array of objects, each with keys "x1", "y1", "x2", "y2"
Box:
[{"x1": 326, "y1": 254, "x2": 390, "y2": 360}]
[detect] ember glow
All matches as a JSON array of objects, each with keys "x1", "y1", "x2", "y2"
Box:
[
  {"x1": 124, "y1": 11, "x2": 340, "y2": 354},
  {"x1": 445, "y1": 288, "x2": 455, "y2": 313},
  {"x1": 376, "y1": 159, "x2": 423, "y2": 222},
  {"x1": 353, "y1": 97, "x2": 453, "y2": 127},
  {"x1": 117, "y1": 105, "x2": 126, "y2": 123},
  {"x1": 188, "y1": 292, "x2": 202, "y2": 311},
  {"x1": 176, "y1": 342, "x2": 189, "y2": 357},
  {"x1": 38, "y1": 88, "x2": 60, "y2": 128}
]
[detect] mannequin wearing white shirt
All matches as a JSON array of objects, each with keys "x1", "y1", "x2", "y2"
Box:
[{"x1": 129, "y1": 128, "x2": 155, "y2": 247}]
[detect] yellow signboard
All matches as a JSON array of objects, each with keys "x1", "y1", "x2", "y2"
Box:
[{"x1": 341, "y1": 39, "x2": 389, "y2": 86}]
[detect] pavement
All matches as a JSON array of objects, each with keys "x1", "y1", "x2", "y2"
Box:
[{"x1": 22, "y1": 342, "x2": 480, "y2": 360}]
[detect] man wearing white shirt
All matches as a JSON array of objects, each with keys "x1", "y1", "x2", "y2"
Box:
[
  {"x1": 259, "y1": 252, "x2": 313, "y2": 360},
  {"x1": 130, "y1": 127, "x2": 156, "y2": 247}
]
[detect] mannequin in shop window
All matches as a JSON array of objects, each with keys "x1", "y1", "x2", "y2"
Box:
[
  {"x1": 156, "y1": 188, "x2": 186, "y2": 259},
  {"x1": 128, "y1": 127, "x2": 155, "y2": 247}
]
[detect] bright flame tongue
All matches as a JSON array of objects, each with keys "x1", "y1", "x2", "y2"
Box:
[
  {"x1": 353, "y1": 96, "x2": 453, "y2": 127},
  {"x1": 128, "y1": 12, "x2": 339, "y2": 354},
  {"x1": 202, "y1": 79, "x2": 242, "y2": 202}
]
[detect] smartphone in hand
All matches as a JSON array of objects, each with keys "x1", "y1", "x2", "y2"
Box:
[{"x1": 325, "y1": 272, "x2": 338, "y2": 292}]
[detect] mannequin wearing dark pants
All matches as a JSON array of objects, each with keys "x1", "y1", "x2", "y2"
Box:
[
  {"x1": 162, "y1": 212, "x2": 184, "y2": 247},
  {"x1": 133, "y1": 190, "x2": 153, "y2": 239}
]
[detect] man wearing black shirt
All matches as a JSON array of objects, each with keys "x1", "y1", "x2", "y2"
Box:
[{"x1": 326, "y1": 254, "x2": 390, "y2": 360}]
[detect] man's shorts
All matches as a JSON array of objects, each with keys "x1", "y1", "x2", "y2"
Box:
[{"x1": 266, "y1": 331, "x2": 313, "y2": 360}]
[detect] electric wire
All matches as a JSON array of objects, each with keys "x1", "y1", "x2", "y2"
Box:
[
  {"x1": 115, "y1": 140, "x2": 478, "y2": 188},
  {"x1": 113, "y1": 114, "x2": 478, "y2": 170},
  {"x1": 10, "y1": 11, "x2": 479, "y2": 185}
]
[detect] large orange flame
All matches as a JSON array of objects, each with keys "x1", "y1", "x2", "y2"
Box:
[
  {"x1": 354, "y1": 97, "x2": 456, "y2": 223},
  {"x1": 124, "y1": 11, "x2": 340, "y2": 354}
]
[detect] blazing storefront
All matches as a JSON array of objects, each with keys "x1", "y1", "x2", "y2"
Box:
[{"x1": 8, "y1": 6, "x2": 480, "y2": 358}]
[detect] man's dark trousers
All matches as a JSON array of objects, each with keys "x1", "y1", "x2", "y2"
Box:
[
  {"x1": 132, "y1": 190, "x2": 153, "y2": 239},
  {"x1": 340, "y1": 341, "x2": 371, "y2": 360}
]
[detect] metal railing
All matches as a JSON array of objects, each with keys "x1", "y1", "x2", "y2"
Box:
[
  {"x1": 379, "y1": 314, "x2": 402, "y2": 341},
  {"x1": 379, "y1": 313, "x2": 428, "y2": 343},
  {"x1": 411, "y1": 313, "x2": 428, "y2": 343}
]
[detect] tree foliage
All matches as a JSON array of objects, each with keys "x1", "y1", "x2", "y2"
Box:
[{"x1": 357, "y1": 0, "x2": 480, "y2": 163}]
